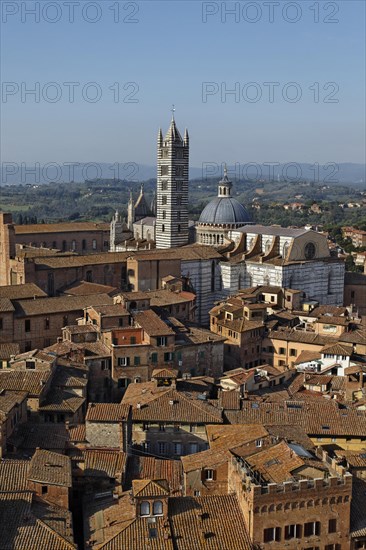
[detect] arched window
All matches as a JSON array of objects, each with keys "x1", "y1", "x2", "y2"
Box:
[
  {"x1": 140, "y1": 501, "x2": 150, "y2": 516},
  {"x1": 153, "y1": 500, "x2": 163, "y2": 515},
  {"x1": 282, "y1": 241, "x2": 289, "y2": 259},
  {"x1": 304, "y1": 242, "x2": 316, "y2": 259},
  {"x1": 264, "y1": 239, "x2": 271, "y2": 254}
]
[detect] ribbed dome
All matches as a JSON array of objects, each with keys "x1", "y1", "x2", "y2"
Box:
[{"x1": 198, "y1": 197, "x2": 251, "y2": 225}]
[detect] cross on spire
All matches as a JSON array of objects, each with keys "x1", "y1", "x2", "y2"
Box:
[{"x1": 171, "y1": 104, "x2": 175, "y2": 121}]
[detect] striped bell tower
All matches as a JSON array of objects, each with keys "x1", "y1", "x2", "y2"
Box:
[{"x1": 156, "y1": 109, "x2": 189, "y2": 249}]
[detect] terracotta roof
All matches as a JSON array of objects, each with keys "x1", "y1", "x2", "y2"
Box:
[
  {"x1": 84, "y1": 449, "x2": 126, "y2": 479},
  {"x1": 39, "y1": 389, "x2": 85, "y2": 414},
  {"x1": 132, "y1": 478, "x2": 169, "y2": 497},
  {"x1": 206, "y1": 424, "x2": 269, "y2": 453},
  {"x1": 321, "y1": 342, "x2": 353, "y2": 356},
  {"x1": 134, "y1": 309, "x2": 175, "y2": 336},
  {"x1": 0, "y1": 298, "x2": 14, "y2": 312},
  {"x1": 310, "y1": 305, "x2": 348, "y2": 318},
  {"x1": 125, "y1": 456, "x2": 183, "y2": 495},
  {"x1": 0, "y1": 283, "x2": 47, "y2": 300},
  {"x1": 130, "y1": 388, "x2": 223, "y2": 424},
  {"x1": 67, "y1": 424, "x2": 87, "y2": 443},
  {"x1": 245, "y1": 441, "x2": 305, "y2": 483},
  {"x1": 0, "y1": 343, "x2": 20, "y2": 361},
  {"x1": 0, "y1": 390, "x2": 27, "y2": 414},
  {"x1": 86, "y1": 403, "x2": 130, "y2": 422},
  {"x1": 0, "y1": 369, "x2": 51, "y2": 395},
  {"x1": 226, "y1": 401, "x2": 366, "y2": 437},
  {"x1": 0, "y1": 459, "x2": 30, "y2": 491},
  {"x1": 61, "y1": 280, "x2": 117, "y2": 296},
  {"x1": 218, "y1": 389, "x2": 241, "y2": 410},
  {"x1": 8, "y1": 422, "x2": 69, "y2": 452},
  {"x1": 14, "y1": 293, "x2": 113, "y2": 316},
  {"x1": 152, "y1": 368, "x2": 178, "y2": 379},
  {"x1": 0, "y1": 492, "x2": 76, "y2": 549},
  {"x1": 15, "y1": 221, "x2": 109, "y2": 234},
  {"x1": 169, "y1": 495, "x2": 252, "y2": 550},
  {"x1": 96, "y1": 516, "x2": 173, "y2": 550},
  {"x1": 181, "y1": 448, "x2": 231, "y2": 473},
  {"x1": 28, "y1": 449, "x2": 72, "y2": 487},
  {"x1": 33, "y1": 250, "x2": 130, "y2": 269},
  {"x1": 295, "y1": 350, "x2": 322, "y2": 364}
]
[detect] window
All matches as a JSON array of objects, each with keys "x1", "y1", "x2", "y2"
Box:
[
  {"x1": 118, "y1": 357, "x2": 130, "y2": 366},
  {"x1": 134, "y1": 356, "x2": 140, "y2": 366},
  {"x1": 304, "y1": 241, "x2": 316, "y2": 259},
  {"x1": 304, "y1": 521, "x2": 320, "y2": 537},
  {"x1": 118, "y1": 378, "x2": 129, "y2": 388},
  {"x1": 82, "y1": 239, "x2": 87, "y2": 251},
  {"x1": 86, "y1": 270, "x2": 93, "y2": 282},
  {"x1": 164, "y1": 352, "x2": 174, "y2": 362},
  {"x1": 47, "y1": 272, "x2": 54, "y2": 295},
  {"x1": 71, "y1": 240, "x2": 76, "y2": 251},
  {"x1": 162, "y1": 210, "x2": 166, "y2": 219},
  {"x1": 153, "y1": 500, "x2": 163, "y2": 515},
  {"x1": 140, "y1": 501, "x2": 150, "y2": 516},
  {"x1": 161, "y1": 224, "x2": 165, "y2": 232},
  {"x1": 130, "y1": 336, "x2": 136, "y2": 344},
  {"x1": 0, "y1": 318, "x2": 3, "y2": 330},
  {"x1": 174, "y1": 442, "x2": 182, "y2": 455},
  {"x1": 25, "y1": 341, "x2": 32, "y2": 352},
  {"x1": 328, "y1": 518, "x2": 337, "y2": 533},
  {"x1": 44, "y1": 317, "x2": 50, "y2": 330},
  {"x1": 176, "y1": 181, "x2": 183, "y2": 191},
  {"x1": 26, "y1": 361, "x2": 35, "y2": 370},
  {"x1": 176, "y1": 166, "x2": 184, "y2": 177},
  {"x1": 190, "y1": 443, "x2": 198, "y2": 454},
  {"x1": 161, "y1": 180, "x2": 168, "y2": 190},
  {"x1": 41, "y1": 485, "x2": 48, "y2": 494},
  {"x1": 256, "y1": 439, "x2": 262, "y2": 448},
  {"x1": 25, "y1": 319, "x2": 31, "y2": 333},
  {"x1": 289, "y1": 348, "x2": 297, "y2": 357},
  {"x1": 279, "y1": 347, "x2": 286, "y2": 355},
  {"x1": 151, "y1": 352, "x2": 158, "y2": 363},
  {"x1": 63, "y1": 315, "x2": 68, "y2": 326},
  {"x1": 285, "y1": 524, "x2": 302, "y2": 539},
  {"x1": 157, "y1": 336, "x2": 167, "y2": 347},
  {"x1": 158, "y1": 442, "x2": 166, "y2": 455},
  {"x1": 205, "y1": 469, "x2": 214, "y2": 480},
  {"x1": 92, "y1": 239, "x2": 97, "y2": 250},
  {"x1": 161, "y1": 166, "x2": 168, "y2": 176},
  {"x1": 162, "y1": 195, "x2": 167, "y2": 205},
  {"x1": 263, "y1": 527, "x2": 281, "y2": 542},
  {"x1": 176, "y1": 195, "x2": 182, "y2": 206},
  {"x1": 194, "y1": 490, "x2": 200, "y2": 497}
]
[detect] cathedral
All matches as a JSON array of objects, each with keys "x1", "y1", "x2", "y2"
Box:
[{"x1": 109, "y1": 114, "x2": 345, "y2": 314}]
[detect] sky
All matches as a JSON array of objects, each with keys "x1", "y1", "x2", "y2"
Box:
[{"x1": 1, "y1": 0, "x2": 365, "y2": 171}]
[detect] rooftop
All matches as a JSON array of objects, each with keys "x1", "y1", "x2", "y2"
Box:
[{"x1": 28, "y1": 449, "x2": 72, "y2": 487}]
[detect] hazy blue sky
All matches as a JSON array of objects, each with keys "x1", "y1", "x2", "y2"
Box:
[{"x1": 1, "y1": 0, "x2": 365, "y2": 168}]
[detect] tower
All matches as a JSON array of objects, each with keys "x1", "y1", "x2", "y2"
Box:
[
  {"x1": 156, "y1": 111, "x2": 189, "y2": 249},
  {"x1": 127, "y1": 189, "x2": 135, "y2": 231}
]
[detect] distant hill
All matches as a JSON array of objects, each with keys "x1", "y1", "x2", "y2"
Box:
[{"x1": 1, "y1": 162, "x2": 365, "y2": 186}]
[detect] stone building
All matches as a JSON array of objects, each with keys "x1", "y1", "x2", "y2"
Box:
[
  {"x1": 196, "y1": 166, "x2": 252, "y2": 246},
  {"x1": 156, "y1": 114, "x2": 189, "y2": 249},
  {"x1": 0, "y1": 212, "x2": 110, "y2": 285},
  {"x1": 220, "y1": 224, "x2": 345, "y2": 306},
  {"x1": 121, "y1": 378, "x2": 223, "y2": 459}
]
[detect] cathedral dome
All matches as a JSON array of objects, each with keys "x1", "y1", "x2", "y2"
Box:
[
  {"x1": 199, "y1": 196, "x2": 251, "y2": 225},
  {"x1": 198, "y1": 167, "x2": 251, "y2": 226}
]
